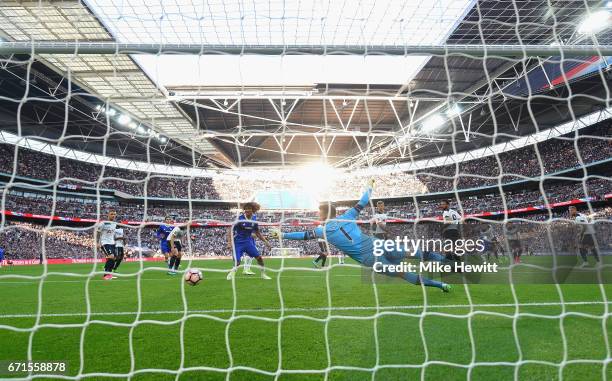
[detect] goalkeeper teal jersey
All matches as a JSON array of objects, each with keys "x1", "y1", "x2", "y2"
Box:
[{"x1": 282, "y1": 187, "x2": 374, "y2": 264}]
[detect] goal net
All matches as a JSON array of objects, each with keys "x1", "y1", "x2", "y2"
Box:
[{"x1": 0, "y1": 0, "x2": 611, "y2": 380}]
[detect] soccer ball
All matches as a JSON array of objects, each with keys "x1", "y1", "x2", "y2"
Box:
[{"x1": 184, "y1": 268, "x2": 203, "y2": 286}]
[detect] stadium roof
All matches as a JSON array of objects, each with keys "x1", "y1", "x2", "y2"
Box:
[{"x1": 0, "y1": 0, "x2": 610, "y2": 169}]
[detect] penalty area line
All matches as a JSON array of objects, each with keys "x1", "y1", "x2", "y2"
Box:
[{"x1": 0, "y1": 301, "x2": 610, "y2": 319}]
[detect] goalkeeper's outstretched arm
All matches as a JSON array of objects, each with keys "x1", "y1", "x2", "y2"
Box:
[
  {"x1": 339, "y1": 180, "x2": 374, "y2": 220},
  {"x1": 276, "y1": 227, "x2": 323, "y2": 241}
]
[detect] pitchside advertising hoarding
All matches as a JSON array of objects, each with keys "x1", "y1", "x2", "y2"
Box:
[{"x1": 2, "y1": 257, "x2": 166, "y2": 266}]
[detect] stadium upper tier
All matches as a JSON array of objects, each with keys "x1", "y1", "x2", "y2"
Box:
[{"x1": 0, "y1": 122, "x2": 610, "y2": 202}]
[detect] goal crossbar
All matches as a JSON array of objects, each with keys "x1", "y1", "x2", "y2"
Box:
[{"x1": 1, "y1": 42, "x2": 612, "y2": 56}]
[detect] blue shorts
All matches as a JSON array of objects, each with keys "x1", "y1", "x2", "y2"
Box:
[
  {"x1": 161, "y1": 241, "x2": 171, "y2": 254},
  {"x1": 233, "y1": 241, "x2": 260, "y2": 264}
]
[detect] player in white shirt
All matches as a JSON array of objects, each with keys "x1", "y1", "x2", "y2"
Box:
[
  {"x1": 98, "y1": 211, "x2": 117, "y2": 280},
  {"x1": 166, "y1": 225, "x2": 185, "y2": 275},
  {"x1": 439, "y1": 200, "x2": 462, "y2": 261},
  {"x1": 371, "y1": 201, "x2": 389, "y2": 240},
  {"x1": 569, "y1": 206, "x2": 600, "y2": 267},
  {"x1": 113, "y1": 226, "x2": 125, "y2": 272}
]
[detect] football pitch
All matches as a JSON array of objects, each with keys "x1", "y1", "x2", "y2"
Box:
[{"x1": 0, "y1": 258, "x2": 610, "y2": 381}]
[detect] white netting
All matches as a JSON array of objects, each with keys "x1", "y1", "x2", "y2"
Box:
[{"x1": 0, "y1": 0, "x2": 611, "y2": 380}]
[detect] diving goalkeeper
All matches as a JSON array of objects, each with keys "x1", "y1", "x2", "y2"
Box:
[{"x1": 271, "y1": 180, "x2": 452, "y2": 292}]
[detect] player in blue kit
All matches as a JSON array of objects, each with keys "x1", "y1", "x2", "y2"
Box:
[
  {"x1": 272, "y1": 181, "x2": 452, "y2": 292},
  {"x1": 157, "y1": 216, "x2": 175, "y2": 270},
  {"x1": 226, "y1": 202, "x2": 272, "y2": 280}
]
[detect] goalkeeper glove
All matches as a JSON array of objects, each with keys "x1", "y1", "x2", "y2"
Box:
[{"x1": 368, "y1": 178, "x2": 375, "y2": 190}]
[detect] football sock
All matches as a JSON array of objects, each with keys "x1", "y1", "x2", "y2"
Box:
[
  {"x1": 169, "y1": 256, "x2": 176, "y2": 269},
  {"x1": 579, "y1": 248, "x2": 588, "y2": 262},
  {"x1": 113, "y1": 253, "x2": 123, "y2": 270},
  {"x1": 320, "y1": 255, "x2": 327, "y2": 267},
  {"x1": 244, "y1": 257, "x2": 252, "y2": 272},
  {"x1": 173, "y1": 258, "x2": 181, "y2": 270},
  {"x1": 104, "y1": 258, "x2": 115, "y2": 273}
]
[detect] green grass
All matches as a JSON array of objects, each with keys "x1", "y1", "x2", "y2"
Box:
[{"x1": 0, "y1": 257, "x2": 610, "y2": 381}]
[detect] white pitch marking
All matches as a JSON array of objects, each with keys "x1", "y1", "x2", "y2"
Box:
[
  {"x1": 0, "y1": 269, "x2": 599, "y2": 284},
  {"x1": 0, "y1": 301, "x2": 609, "y2": 319},
  {"x1": 0, "y1": 273, "x2": 361, "y2": 284}
]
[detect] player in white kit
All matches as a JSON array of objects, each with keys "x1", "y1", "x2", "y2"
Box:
[
  {"x1": 440, "y1": 200, "x2": 462, "y2": 261},
  {"x1": 569, "y1": 206, "x2": 600, "y2": 267},
  {"x1": 371, "y1": 201, "x2": 389, "y2": 240},
  {"x1": 98, "y1": 210, "x2": 117, "y2": 280}
]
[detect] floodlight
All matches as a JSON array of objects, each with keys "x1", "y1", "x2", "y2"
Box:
[
  {"x1": 421, "y1": 114, "x2": 445, "y2": 133},
  {"x1": 117, "y1": 114, "x2": 131, "y2": 125}
]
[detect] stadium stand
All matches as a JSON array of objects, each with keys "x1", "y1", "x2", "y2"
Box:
[{"x1": 1, "y1": 122, "x2": 609, "y2": 200}]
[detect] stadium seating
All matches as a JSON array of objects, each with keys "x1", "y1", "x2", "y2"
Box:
[{"x1": 0, "y1": 123, "x2": 609, "y2": 200}]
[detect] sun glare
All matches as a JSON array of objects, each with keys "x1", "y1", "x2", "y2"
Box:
[{"x1": 296, "y1": 161, "x2": 337, "y2": 200}]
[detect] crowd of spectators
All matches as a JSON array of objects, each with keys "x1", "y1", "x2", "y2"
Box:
[
  {"x1": 417, "y1": 124, "x2": 611, "y2": 193},
  {"x1": 0, "y1": 122, "x2": 609, "y2": 260},
  {"x1": 376, "y1": 178, "x2": 610, "y2": 219},
  {"x1": 1, "y1": 177, "x2": 609, "y2": 224},
  {"x1": 1, "y1": 177, "x2": 610, "y2": 260},
  {"x1": 0, "y1": 124, "x2": 609, "y2": 200},
  {"x1": 2, "y1": 202, "x2": 610, "y2": 260},
  {"x1": 0, "y1": 144, "x2": 221, "y2": 199},
  {"x1": 0, "y1": 222, "x2": 95, "y2": 260},
  {"x1": 0, "y1": 221, "x2": 336, "y2": 260}
]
